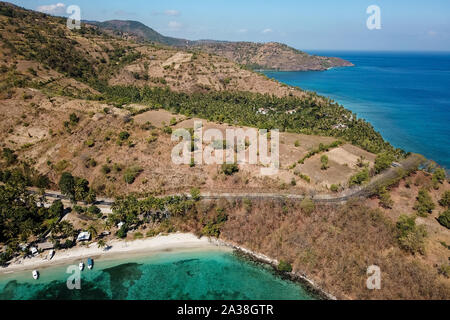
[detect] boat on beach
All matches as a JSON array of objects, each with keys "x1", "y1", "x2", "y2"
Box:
[
  {"x1": 79, "y1": 262, "x2": 84, "y2": 271},
  {"x1": 48, "y1": 250, "x2": 55, "y2": 260},
  {"x1": 87, "y1": 258, "x2": 94, "y2": 270},
  {"x1": 32, "y1": 270, "x2": 39, "y2": 280}
]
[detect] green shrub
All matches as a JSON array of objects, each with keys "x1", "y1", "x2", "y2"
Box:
[
  {"x1": 54, "y1": 160, "x2": 70, "y2": 172},
  {"x1": 48, "y1": 200, "x2": 64, "y2": 218},
  {"x1": 349, "y1": 168, "x2": 369, "y2": 186},
  {"x1": 278, "y1": 260, "x2": 293, "y2": 273},
  {"x1": 162, "y1": 126, "x2": 172, "y2": 134},
  {"x1": 396, "y1": 215, "x2": 427, "y2": 255},
  {"x1": 378, "y1": 187, "x2": 394, "y2": 209},
  {"x1": 320, "y1": 155, "x2": 329, "y2": 170},
  {"x1": 295, "y1": 172, "x2": 310, "y2": 183},
  {"x1": 101, "y1": 165, "x2": 111, "y2": 175},
  {"x1": 202, "y1": 210, "x2": 228, "y2": 237},
  {"x1": 113, "y1": 163, "x2": 123, "y2": 173},
  {"x1": 73, "y1": 205, "x2": 85, "y2": 214},
  {"x1": 59, "y1": 172, "x2": 75, "y2": 199},
  {"x1": 85, "y1": 139, "x2": 95, "y2": 148},
  {"x1": 117, "y1": 225, "x2": 128, "y2": 239},
  {"x1": 221, "y1": 163, "x2": 239, "y2": 176},
  {"x1": 330, "y1": 184, "x2": 339, "y2": 192},
  {"x1": 243, "y1": 198, "x2": 252, "y2": 213},
  {"x1": 69, "y1": 113, "x2": 79, "y2": 125},
  {"x1": 27, "y1": 67, "x2": 37, "y2": 76},
  {"x1": 375, "y1": 152, "x2": 395, "y2": 174},
  {"x1": 433, "y1": 168, "x2": 446, "y2": 184},
  {"x1": 190, "y1": 188, "x2": 201, "y2": 201},
  {"x1": 414, "y1": 189, "x2": 435, "y2": 216},
  {"x1": 124, "y1": 166, "x2": 143, "y2": 184},
  {"x1": 85, "y1": 158, "x2": 97, "y2": 168},
  {"x1": 2, "y1": 148, "x2": 17, "y2": 166},
  {"x1": 300, "y1": 198, "x2": 315, "y2": 215},
  {"x1": 437, "y1": 210, "x2": 450, "y2": 229},
  {"x1": 119, "y1": 131, "x2": 130, "y2": 141},
  {"x1": 87, "y1": 205, "x2": 101, "y2": 217},
  {"x1": 439, "y1": 191, "x2": 450, "y2": 208}
]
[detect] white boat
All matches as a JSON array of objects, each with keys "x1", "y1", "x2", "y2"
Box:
[
  {"x1": 87, "y1": 258, "x2": 94, "y2": 270},
  {"x1": 48, "y1": 250, "x2": 55, "y2": 260},
  {"x1": 32, "y1": 270, "x2": 39, "y2": 280},
  {"x1": 79, "y1": 262, "x2": 84, "y2": 271}
]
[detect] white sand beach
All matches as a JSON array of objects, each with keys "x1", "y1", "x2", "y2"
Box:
[{"x1": 0, "y1": 233, "x2": 227, "y2": 275}]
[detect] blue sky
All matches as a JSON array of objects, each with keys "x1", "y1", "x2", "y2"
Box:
[{"x1": 9, "y1": 0, "x2": 450, "y2": 51}]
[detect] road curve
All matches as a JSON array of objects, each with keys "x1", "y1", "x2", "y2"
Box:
[{"x1": 29, "y1": 154, "x2": 424, "y2": 209}]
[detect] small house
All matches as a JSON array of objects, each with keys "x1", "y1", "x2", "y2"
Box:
[
  {"x1": 30, "y1": 247, "x2": 38, "y2": 256},
  {"x1": 77, "y1": 232, "x2": 91, "y2": 242}
]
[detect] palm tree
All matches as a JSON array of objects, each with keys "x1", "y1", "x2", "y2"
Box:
[
  {"x1": 97, "y1": 239, "x2": 106, "y2": 250},
  {"x1": 60, "y1": 221, "x2": 75, "y2": 239},
  {"x1": 87, "y1": 225, "x2": 98, "y2": 239}
]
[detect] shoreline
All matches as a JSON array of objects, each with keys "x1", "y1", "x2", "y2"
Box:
[
  {"x1": 211, "y1": 238, "x2": 337, "y2": 301},
  {"x1": 0, "y1": 233, "x2": 223, "y2": 275},
  {"x1": 0, "y1": 232, "x2": 336, "y2": 300}
]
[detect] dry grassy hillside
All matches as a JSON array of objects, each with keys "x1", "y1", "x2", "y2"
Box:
[
  {"x1": 0, "y1": 2, "x2": 382, "y2": 197},
  {"x1": 108, "y1": 44, "x2": 307, "y2": 97},
  {"x1": 87, "y1": 19, "x2": 354, "y2": 72},
  {"x1": 0, "y1": 2, "x2": 449, "y2": 300},
  {"x1": 0, "y1": 87, "x2": 376, "y2": 197},
  {"x1": 189, "y1": 41, "x2": 354, "y2": 71},
  {"x1": 0, "y1": 2, "x2": 307, "y2": 99}
]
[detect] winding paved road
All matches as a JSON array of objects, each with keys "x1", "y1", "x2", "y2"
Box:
[{"x1": 30, "y1": 154, "x2": 424, "y2": 210}]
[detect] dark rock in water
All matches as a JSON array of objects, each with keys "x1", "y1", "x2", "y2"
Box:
[
  {"x1": 0, "y1": 280, "x2": 20, "y2": 300},
  {"x1": 35, "y1": 280, "x2": 110, "y2": 300},
  {"x1": 103, "y1": 263, "x2": 143, "y2": 299}
]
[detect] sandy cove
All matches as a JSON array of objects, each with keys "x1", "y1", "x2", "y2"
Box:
[
  {"x1": 0, "y1": 233, "x2": 335, "y2": 300},
  {"x1": 0, "y1": 233, "x2": 226, "y2": 275}
]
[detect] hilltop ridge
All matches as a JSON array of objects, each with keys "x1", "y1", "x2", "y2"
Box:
[{"x1": 88, "y1": 19, "x2": 354, "y2": 71}]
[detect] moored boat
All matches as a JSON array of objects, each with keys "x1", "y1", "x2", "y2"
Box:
[
  {"x1": 79, "y1": 262, "x2": 84, "y2": 271},
  {"x1": 32, "y1": 270, "x2": 39, "y2": 280},
  {"x1": 87, "y1": 258, "x2": 94, "y2": 270}
]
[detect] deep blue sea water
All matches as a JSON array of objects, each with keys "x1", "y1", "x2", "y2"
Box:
[
  {"x1": 0, "y1": 249, "x2": 315, "y2": 300},
  {"x1": 264, "y1": 51, "x2": 450, "y2": 169}
]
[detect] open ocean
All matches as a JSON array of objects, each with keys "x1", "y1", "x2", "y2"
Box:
[
  {"x1": 264, "y1": 51, "x2": 450, "y2": 169},
  {"x1": 0, "y1": 249, "x2": 315, "y2": 300}
]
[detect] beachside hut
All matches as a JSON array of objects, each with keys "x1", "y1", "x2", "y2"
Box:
[
  {"x1": 30, "y1": 247, "x2": 38, "y2": 256},
  {"x1": 77, "y1": 231, "x2": 91, "y2": 242}
]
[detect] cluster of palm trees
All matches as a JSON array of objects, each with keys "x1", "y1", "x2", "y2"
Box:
[
  {"x1": 106, "y1": 195, "x2": 194, "y2": 238},
  {"x1": 101, "y1": 84, "x2": 403, "y2": 158}
]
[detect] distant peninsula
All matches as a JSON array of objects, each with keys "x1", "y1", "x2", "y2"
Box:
[{"x1": 88, "y1": 20, "x2": 354, "y2": 71}]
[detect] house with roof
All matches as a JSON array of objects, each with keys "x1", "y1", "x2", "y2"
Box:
[{"x1": 77, "y1": 231, "x2": 91, "y2": 242}]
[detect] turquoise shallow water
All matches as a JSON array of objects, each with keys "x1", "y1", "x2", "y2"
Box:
[
  {"x1": 264, "y1": 51, "x2": 450, "y2": 169},
  {"x1": 0, "y1": 249, "x2": 315, "y2": 300}
]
